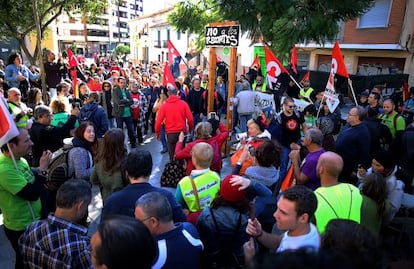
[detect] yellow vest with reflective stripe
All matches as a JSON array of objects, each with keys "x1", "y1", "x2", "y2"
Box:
[
  {"x1": 314, "y1": 183, "x2": 362, "y2": 233},
  {"x1": 8, "y1": 102, "x2": 29, "y2": 128},
  {"x1": 252, "y1": 80, "x2": 267, "y2": 92},
  {"x1": 179, "y1": 170, "x2": 220, "y2": 212}
]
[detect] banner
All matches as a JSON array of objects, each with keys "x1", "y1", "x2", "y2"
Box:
[{"x1": 0, "y1": 95, "x2": 19, "y2": 148}]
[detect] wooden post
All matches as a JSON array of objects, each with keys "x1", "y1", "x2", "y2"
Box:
[
  {"x1": 207, "y1": 47, "x2": 216, "y2": 113},
  {"x1": 226, "y1": 47, "x2": 237, "y2": 132}
]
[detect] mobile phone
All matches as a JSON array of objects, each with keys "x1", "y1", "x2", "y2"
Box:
[
  {"x1": 248, "y1": 145, "x2": 255, "y2": 156},
  {"x1": 73, "y1": 102, "x2": 80, "y2": 109}
]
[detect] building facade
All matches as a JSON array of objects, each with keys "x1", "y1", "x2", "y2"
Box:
[
  {"x1": 51, "y1": 0, "x2": 144, "y2": 58},
  {"x1": 297, "y1": 0, "x2": 414, "y2": 87}
]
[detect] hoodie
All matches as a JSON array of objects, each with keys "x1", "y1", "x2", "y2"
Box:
[
  {"x1": 155, "y1": 95, "x2": 194, "y2": 136},
  {"x1": 244, "y1": 165, "x2": 279, "y2": 188},
  {"x1": 80, "y1": 103, "x2": 108, "y2": 138}
]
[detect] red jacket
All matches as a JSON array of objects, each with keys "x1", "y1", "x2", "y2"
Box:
[
  {"x1": 155, "y1": 95, "x2": 194, "y2": 137},
  {"x1": 175, "y1": 122, "x2": 229, "y2": 175}
]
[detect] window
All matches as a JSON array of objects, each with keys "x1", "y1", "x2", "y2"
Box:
[
  {"x1": 358, "y1": 0, "x2": 391, "y2": 28},
  {"x1": 177, "y1": 31, "x2": 181, "y2": 40},
  {"x1": 166, "y1": 29, "x2": 170, "y2": 41}
]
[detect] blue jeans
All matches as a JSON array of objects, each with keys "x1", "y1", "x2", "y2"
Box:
[
  {"x1": 107, "y1": 117, "x2": 115, "y2": 129},
  {"x1": 116, "y1": 116, "x2": 136, "y2": 148},
  {"x1": 279, "y1": 146, "x2": 291, "y2": 182},
  {"x1": 238, "y1": 114, "x2": 252, "y2": 133},
  {"x1": 160, "y1": 124, "x2": 167, "y2": 150}
]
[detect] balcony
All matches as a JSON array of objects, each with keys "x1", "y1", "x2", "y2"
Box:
[{"x1": 153, "y1": 40, "x2": 161, "y2": 48}]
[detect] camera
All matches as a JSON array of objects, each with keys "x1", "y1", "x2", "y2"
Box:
[{"x1": 209, "y1": 112, "x2": 216, "y2": 119}]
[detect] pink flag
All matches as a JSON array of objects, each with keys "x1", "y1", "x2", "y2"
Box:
[{"x1": 0, "y1": 95, "x2": 19, "y2": 147}]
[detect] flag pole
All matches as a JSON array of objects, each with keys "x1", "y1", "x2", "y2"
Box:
[
  {"x1": 348, "y1": 78, "x2": 358, "y2": 105},
  {"x1": 288, "y1": 74, "x2": 314, "y2": 104},
  {"x1": 315, "y1": 95, "x2": 327, "y2": 120},
  {"x1": 6, "y1": 143, "x2": 20, "y2": 173}
]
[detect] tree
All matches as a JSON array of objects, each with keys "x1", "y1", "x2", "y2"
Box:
[
  {"x1": 0, "y1": 0, "x2": 106, "y2": 65},
  {"x1": 168, "y1": 0, "x2": 375, "y2": 54},
  {"x1": 113, "y1": 44, "x2": 130, "y2": 63}
]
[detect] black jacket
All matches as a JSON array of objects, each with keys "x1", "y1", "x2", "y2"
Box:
[{"x1": 29, "y1": 116, "x2": 77, "y2": 166}]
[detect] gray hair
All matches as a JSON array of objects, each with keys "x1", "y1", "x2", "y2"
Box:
[
  {"x1": 306, "y1": 128, "x2": 324, "y2": 146},
  {"x1": 135, "y1": 192, "x2": 172, "y2": 223},
  {"x1": 241, "y1": 81, "x2": 251, "y2": 90},
  {"x1": 34, "y1": 105, "x2": 52, "y2": 120}
]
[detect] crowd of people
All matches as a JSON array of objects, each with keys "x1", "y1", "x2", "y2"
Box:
[{"x1": 0, "y1": 50, "x2": 413, "y2": 269}]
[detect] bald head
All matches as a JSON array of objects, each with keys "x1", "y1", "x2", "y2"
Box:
[{"x1": 317, "y1": 152, "x2": 343, "y2": 185}]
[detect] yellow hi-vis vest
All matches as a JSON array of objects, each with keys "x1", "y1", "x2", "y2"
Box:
[
  {"x1": 252, "y1": 80, "x2": 267, "y2": 92},
  {"x1": 8, "y1": 102, "x2": 29, "y2": 128},
  {"x1": 179, "y1": 170, "x2": 220, "y2": 212},
  {"x1": 314, "y1": 183, "x2": 362, "y2": 234}
]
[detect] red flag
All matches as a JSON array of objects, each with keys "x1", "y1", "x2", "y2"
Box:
[
  {"x1": 162, "y1": 62, "x2": 175, "y2": 88},
  {"x1": 300, "y1": 71, "x2": 310, "y2": 83},
  {"x1": 331, "y1": 41, "x2": 349, "y2": 78},
  {"x1": 67, "y1": 48, "x2": 79, "y2": 98},
  {"x1": 0, "y1": 95, "x2": 19, "y2": 147},
  {"x1": 250, "y1": 54, "x2": 260, "y2": 69},
  {"x1": 264, "y1": 46, "x2": 288, "y2": 86},
  {"x1": 167, "y1": 40, "x2": 182, "y2": 64},
  {"x1": 290, "y1": 45, "x2": 298, "y2": 74}
]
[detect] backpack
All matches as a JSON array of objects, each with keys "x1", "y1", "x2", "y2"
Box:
[{"x1": 46, "y1": 144, "x2": 74, "y2": 191}]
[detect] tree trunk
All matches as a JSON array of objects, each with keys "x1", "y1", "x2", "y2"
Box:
[{"x1": 31, "y1": 0, "x2": 47, "y2": 102}]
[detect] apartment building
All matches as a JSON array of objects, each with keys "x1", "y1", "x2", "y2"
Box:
[
  {"x1": 51, "y1": 0, "x2": 144, "y2": 57},
  {"x1": 297, "y1": 0, "x2": 414, "y2": 87}
]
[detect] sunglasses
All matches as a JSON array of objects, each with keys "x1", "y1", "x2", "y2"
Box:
[{"x1": 286, "y1": 105, "x2": 294, "y2": 109}]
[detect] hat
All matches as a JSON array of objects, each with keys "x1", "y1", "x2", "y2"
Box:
[
  {"x1": 373, "y1": 150, "x2": 395, "y2": 170},
  {"x1": 359, "y1": 91, "x2": 369, "y2": 98},
  {"x1": 220, "y1": 175, "x2": 246, "y2": 203}
]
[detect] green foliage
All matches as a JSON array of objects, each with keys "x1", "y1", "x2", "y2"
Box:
[
  {"x1": 0, "y1": 0, "x2": 106, "y2": 64},
  {"x1": 168, "y1": 0, "x2": 222, "y2": 50},
  {"x1": 113, "y1": 44, "x2": 130, "y2": 56},
  {"x1": 168, "y1": 0, "x2": 375, "y2": 54}
]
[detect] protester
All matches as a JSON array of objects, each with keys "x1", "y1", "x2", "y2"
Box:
[
  {"x1": 135, "y1": 192, "x2": 203, "y2": 269},
  {"x1": 101, "y1": 149, "x2": 186, "y2": 222},
  {"x1": 91, "y1": 128, "x2": 127, "y2": 202},
  {"x1": 19, "y1": 179, "x2": 92, "y2": 269},
  {"x1": 0, "y1": 129, "x2": 51, "y2": 269},
  {"x1": 91, "y1": 215, "x2": 156, "y2": 269}
]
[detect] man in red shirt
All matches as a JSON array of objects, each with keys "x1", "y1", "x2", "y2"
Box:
[{"x1": 155, "y1": 83, "x2": 194, "y2": 161}]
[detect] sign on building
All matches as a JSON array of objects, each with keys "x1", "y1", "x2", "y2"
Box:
[{"x1": 205, "y1": 25, "x2": 240, "y2": 47}]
